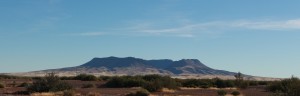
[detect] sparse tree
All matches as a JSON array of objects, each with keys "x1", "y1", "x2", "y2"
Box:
[
  {"x1": 234, "y1": 72, "x2": 244, "y2": 88},
  {"x1": 235, "y1": 72, "x2": 243, "y2": 81}
]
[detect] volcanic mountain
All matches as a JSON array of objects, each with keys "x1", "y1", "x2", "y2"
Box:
[
  {"x1": 76, "y1": 56, "x2": 235, "y2": 75},
  {"x1": 6, "y1": 57, "x2": 277, "y2": 80}
]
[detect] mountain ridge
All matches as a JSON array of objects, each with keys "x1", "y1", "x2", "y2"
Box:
[
  {"x1": 79, "y1": 57, "x2": 234, "y2": 75},
  {"x1": 4, "y1": 57, "x2": 279, "y2": 81}
]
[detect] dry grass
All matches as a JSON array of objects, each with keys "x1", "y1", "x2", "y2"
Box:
[{"x1": 0, "y1": 79, "x2": 271, "y2": 96}]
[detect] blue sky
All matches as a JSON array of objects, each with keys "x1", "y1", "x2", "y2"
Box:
[{"x1": 1, "y1": 0, "x2": 300, "y2": 78}]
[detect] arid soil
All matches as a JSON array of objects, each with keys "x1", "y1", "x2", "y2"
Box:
[{"x1": 0, "y1": 79, "x2": 271, "y2": 96}]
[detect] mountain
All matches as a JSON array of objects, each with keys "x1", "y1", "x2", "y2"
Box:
[
  {"x1": 77, "y1": 56, "x2": 235, "y2": 75},
  {"x1": 5, "y1": 56, "x2": 279, "y2": 80}
]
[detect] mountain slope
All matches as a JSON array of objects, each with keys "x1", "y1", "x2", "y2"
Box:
[
  {"x1": 80, "y1": 57, "x2": 149, "y2": 68},
  {"x1": 4, "y1": 57, "x2": 279, "y2": 80},
  {"x1": 58, "y1": 56, "x2": 237, "y2": 76}
]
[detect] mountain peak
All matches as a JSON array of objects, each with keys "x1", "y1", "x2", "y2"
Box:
[
  {"x1": 179, "y1": 59, "x2": 201, "y2": 63},
  {"x1": 81, "y1": 57, "x2": 146, "y2": 68},
  {"x1": 75, "y1": 56, "x2": 235, "y2": 75}
]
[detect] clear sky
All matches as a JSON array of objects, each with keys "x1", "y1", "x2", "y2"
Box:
[{"x1": 1, "y1": 0, "x2": 300, "y2": 78}]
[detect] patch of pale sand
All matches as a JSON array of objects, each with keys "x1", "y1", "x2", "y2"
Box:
[
  {"x1": 180, "y1": 87, "x2": 202, "y2": 89},
  {"x1": 225, "y1": 94, "x2": 244, "y2": 96},
  {"x1": 31, "y1": 92, "x2": 56, "y2": 96},
  {"x1": 149, "y1": 94, "x2": 190, "y2": 96},
  {"x1": 160, "y1": 88, "x2": 175, "y2": 93},
  {"x1": 83, "y1": 92, "x2": 101, "y2": 96},
  {"x1": 180, "y1": 87, "x2": 237, "y2": 90},
  {"x1": 223, "y1": 87, "x2": 238, "y2": 90},
  {"x1": 209, "y1": 87, "x2": 219, "y2": 90},
  {"x1": 31, "y1": 92, "x2": 102, "y2": 96}
]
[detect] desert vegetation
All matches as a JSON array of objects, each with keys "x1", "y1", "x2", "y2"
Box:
[
  {"x1": 0, "y1": 73, "x2": 296, "y2": 96},
  {"x1": 217, "y1": 90, "x2": 227, "y2": 96},
  {"x1": 60, "y1": 74, "x2": 99, "y2": 81},
  {"x1": 0, "y1": 82, "x2": 4, "y2": 88},
  {"x1": 104, "y1": 74, "x2": 179, "y2": 92},
  {"x1": 267, "y1": 76, "x2": 300, "y2": 96},
  {"x1": 231, "y1": 90, "x2": 241, "y2": 96},
  {"x1": 125, "y1": 89, "x2": 150, "y2": 96},
  {"x1": 27, "y1": 72, "x2": 73, "y2": 93}
]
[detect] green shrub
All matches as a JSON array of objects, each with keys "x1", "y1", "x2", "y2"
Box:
[
  {"x1": 225, "y1": 80, "x2": 235, "y2": 87},
  {"x1": 99, "y1": 76, "x2": 111, "y2": 81},
  {"x1": 182, "y1": 79, "x2": 198, "y2": 88},
  {"x1": 217, "y1": 90, "x2": 227, "y2": 96},
  {"x1": 231, "y1": 91, "x2": 240, "y2": 96},
  {"x1": 267, "y1": 77, "x2": 300, "y2": 96},
  {"x1": 215, "y1": 79, "x2": 226, "y2": 88},
  {"x1": 181, "y1": 79, "x2": 215, "y2": 88},
  {"x1": 142, "y1": 74, "x2": 162, "y2": 81},
  {"x1": 31, "y1": 76, "x2": 43, "y2": 80},
  {"x1": 104, "y1": 75, "x2": 179, "y2": 92},
  {"x1": 239, "y1": 81, "x2": 249, "y2": 89},
  {"x1": 181, "y1": 78, "x2": 239, "y2": 88},
  {"x1": 267, "y1": 81, "x2": 281, "y2": 92},
  {"x1": 27, "y1": 72, "x2": 73, "y2": 92},
  {"x1": 74, "y1": 74, "x2": 98, "y2": 81},
  {"x1": 249, "y1": 81, "x2": 258, "y2": 86},
  {"x1": 126, "y1": 89, "x2": 150, "y2": 96},
  {"x1": 54, "y1": 82, "x2": 73, "y2": 91},
  {"x1": 60, "y1": 76, "x2": 75, "y2": 80},
  {"x1": 142, "y1": 80, "x2": 163, "y2": 92},
  {"x1": 104, "y1": 77, "x2": 125, "y2": 87},
  {"x1": 124, "y1": 78, "x2": 147, "y2": 87},
  {"x1": 142, "y1": 75, "x2": 179, "y2": 92},
  {"x1": 258, "y1": 81, "x2": 269, "y2": 85},
  {"x1": 0, "y1": 83, "x2": 5, "y2": 88},
  {"x1": 63, "y1": 90, "x2": 75, "y2": 96},
  {"x1": 160, "y1": 76, "x2": 180, "y2": 90}
]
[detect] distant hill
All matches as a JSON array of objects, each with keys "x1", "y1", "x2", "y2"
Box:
[
  {"x1": 5, "y1": 56, "x2": 279, "y2": 81},
  {"x1": 78, "y1": 56, "x2": 236, "y2": 75}
]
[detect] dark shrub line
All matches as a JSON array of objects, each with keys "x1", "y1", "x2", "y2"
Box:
[{"x1": 267, "y1": 77, "x2": 300, "y2": 96}]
